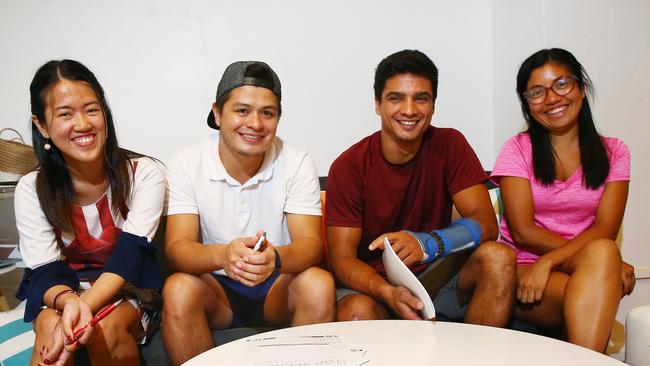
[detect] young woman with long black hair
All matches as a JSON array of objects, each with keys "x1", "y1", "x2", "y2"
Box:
[
  {"x1": 15, "y1": 59, "x2": 164, "y2": 365},
  {"x1": 491, "y1": 48, "x2": 635, "y2": 352}
]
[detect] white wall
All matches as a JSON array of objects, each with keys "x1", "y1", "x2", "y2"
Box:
[
  {"x1": 492, "y1": 0, "x2": 650, "y2": 354},
  {"x1": 0, "y1": 0, "x2": 494, "y2": 174},
  {"x1": 1, "y1": 0, "x2": 648, "y2": 352}
]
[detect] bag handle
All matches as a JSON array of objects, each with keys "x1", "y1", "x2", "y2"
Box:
[{"x1": 0, "y1": 128, "x2": 27, "y2": 144}]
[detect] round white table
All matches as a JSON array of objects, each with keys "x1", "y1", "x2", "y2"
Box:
[{"x1": 183, "y1": 320, "x2": 624, "y2": 366}]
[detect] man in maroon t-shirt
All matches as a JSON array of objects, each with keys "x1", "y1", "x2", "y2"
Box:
[{"x1": 326, "y1": 50, "x2": 515, "y2": 324}]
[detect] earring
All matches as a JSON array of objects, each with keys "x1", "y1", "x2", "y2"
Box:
[{"x1": 44, "y1": 139, "x2": 51, "y2": 151}]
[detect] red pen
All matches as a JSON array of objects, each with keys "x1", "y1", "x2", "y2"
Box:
[{"x1": 64, "y1": 298, "x2": 124, "y2": 346}]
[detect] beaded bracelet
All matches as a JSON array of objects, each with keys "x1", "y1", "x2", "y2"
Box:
[
  {"x1": 52, "y1": 289, "x2": 79, "y2": 311},
  {"x1": 430, "y1": 231, "x2": 446, "y2": 258}
]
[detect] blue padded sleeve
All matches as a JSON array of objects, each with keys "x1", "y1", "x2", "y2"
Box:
[
  {"x1": 15, "y1": 261, "x2": 80, "y2": 322},
  {"x1": 451, "y1": 218, "x2": 482, "y2": 247},
  {"x1": 102, "y1": 231, "x2": 163, "y2": 289},
  {"x1": 404, "y1": 218, "x2": 483, "y2": 264},
  {"x1": 434, "y1": 218, "x2": 482, "y2": 256}
]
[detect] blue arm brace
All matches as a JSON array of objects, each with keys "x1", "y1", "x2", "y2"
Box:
[{"x1": 406, "y1": 218, "x2": 483, "y2": 264}]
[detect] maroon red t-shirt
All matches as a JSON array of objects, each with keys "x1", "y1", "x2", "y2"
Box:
[{"x1": 325, "y1": 126, "x2": 487, "y2": 273}]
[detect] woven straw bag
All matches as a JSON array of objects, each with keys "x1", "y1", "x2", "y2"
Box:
[{"x1": 0, "y1": 128, "x2": 38, "y2": 175}]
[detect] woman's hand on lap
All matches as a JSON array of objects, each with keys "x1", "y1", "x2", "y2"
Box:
[
  {"x1": 517, "y1": 257, "x2": 553, "y2": 303},
  {"x1": 621, "y1": 261, "x2": 636, "y2": 296}
]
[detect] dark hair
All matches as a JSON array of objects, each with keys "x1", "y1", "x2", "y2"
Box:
[
  {"x1": 516, "y1": 48, "x2": 609, "y2": 189},
  {"x1": 215, "y1": 63, "x2": 282, "y2": 117},
  {"x1": 30, "y1": 59, "x2": 137, "y2": 231},
  {"x1": 374, "y1": 49, "x2": 439, "y2": 101}
]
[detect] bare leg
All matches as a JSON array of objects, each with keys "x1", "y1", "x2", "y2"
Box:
[
  {"x1": 457, "y1": 241, "x2": 516, "y2": 327},
  {"x1": 514, "y1": 239, "x2": 622, "y2": 352},
  {"x1": 560, "y1": 239, "x2": 622, "y2": 352},
  {"x1": 161, "y1": 273, "x2": 233, "y2": 366},
  {"x1": 85, "y1": 302, "x2": 143, "y2": 366},
  {"x1": 336, "y1": 293, "x2": 389, "y2": 321},
  {"x1": 31, "y1": 308, "x2": 71, "y2": 366},
  {"x1": 264, "y1": 267, "x2": 336, "y2": 326},
  {"x1": 514, "y1": 266, "x2": 568, "y2": 329}
]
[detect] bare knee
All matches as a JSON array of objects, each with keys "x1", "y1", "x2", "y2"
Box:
[
  {"x1": 292, "y1": 267, "x2": 335, "y2": 300},
  {"x1": 574, "y1": 239, "x2": 622, "y2": 274},
  {"x1": 337, "y1": 294, "x2": 386, "y2": 321},
  {"x1": 291, "y1": 267, "x2": 336, "y2": 320},
  {"x1": 90, "y1": 313, "x2": 135, "y2": 350},
  {"x1": 163, "y1": 272, "x2": 207, "y2": 318},
  {"x1": 470, "y1": 241, "x2": 516, "y2": 280},
  {"x1": 33, "y1": 309, "x2": 60, "y2": 336}
]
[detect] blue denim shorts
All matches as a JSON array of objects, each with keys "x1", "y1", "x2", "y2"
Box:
[
  {"x1": 336, "y1": 267, "x2": 467, "y2": 321},
  {"x1": 430, "y1": 273, "x2": 467, "y2": 321}
]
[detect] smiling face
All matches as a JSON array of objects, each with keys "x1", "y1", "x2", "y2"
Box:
[
  {"x1": 214, "y1": 85, "x2": 279, "y2": 161},
  {"x1": 33, "y1": 79, "x2": 106, "y2": 168},
  {"x1": 376, "y1": 73, "x2": 434, "y2": 147},
  {"x1": 526, "y1": 62, "x2": 585, "y2": 135}
]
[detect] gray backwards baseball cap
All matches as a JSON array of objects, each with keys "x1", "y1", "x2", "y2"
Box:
[{"x1": 207, "y1": 61, "x2": 282, "y2": 129}]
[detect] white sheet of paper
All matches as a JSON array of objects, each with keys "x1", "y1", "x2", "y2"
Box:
[
  {"x1": 240, "y1": 335, "x2": 367, "y2": 366},
  {"x1": 382, "y1": 237, "x2": 436, "y2": 319}
]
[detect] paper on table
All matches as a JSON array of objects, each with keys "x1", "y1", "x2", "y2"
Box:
[
  {"x1": 241, "y1": 335, "x2": 368, "y2": 366},
  {"x1": 382, "y1": 237, "x2": 436, "y2": 319}
]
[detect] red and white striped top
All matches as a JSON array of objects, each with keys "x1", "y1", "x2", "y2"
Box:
[{"x1": 15, "y1": 158, "x2": 166, "y2": 271}]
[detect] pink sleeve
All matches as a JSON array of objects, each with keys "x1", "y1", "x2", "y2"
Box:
[
  {"x1": 605, "y1": 139, "x2": 630, "y2": 183},
  {"x1": 490, "y1": 135, "x2": 531, "y2": 183}
]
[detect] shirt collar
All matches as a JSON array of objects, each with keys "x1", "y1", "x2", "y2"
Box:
[{"x1": 207, "y1": 133, "x2": 278, "y2": 187}]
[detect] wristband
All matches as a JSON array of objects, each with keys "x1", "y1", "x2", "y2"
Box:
[
  {"x1": 403, "y1": 218, "x2": 483, "y2": 264},
  {"x1": 273, "y1": 248, "x2": 282, "y2": 273},
  {"x1": 430, "y1": 232, "x2": 445, "y2": 258},
  {"x1": 434, "y1": 218, "x2": 483, "y2": 257},
  {"x1": 53, "y1": 289, "x2": 79, "y2": 311}
]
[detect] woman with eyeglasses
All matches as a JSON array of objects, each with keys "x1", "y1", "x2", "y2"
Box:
[
  {"x1": 490, "y1": 48, "x2": 634, "y2": 352},
  {"x1": 14, "y1": 60, "x2": 164, "y2": 365}
]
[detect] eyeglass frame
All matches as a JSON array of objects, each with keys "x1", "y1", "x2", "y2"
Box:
[{"x1": 522, "y1": 75, "x2": 579, "y2": 105}]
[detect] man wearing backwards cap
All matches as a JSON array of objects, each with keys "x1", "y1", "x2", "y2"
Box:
[{"x1": 162, "y1": 61, "x2": 335, "y2": 365}]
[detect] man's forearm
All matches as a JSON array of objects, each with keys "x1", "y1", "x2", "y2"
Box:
[
  {"x1": 333, "y1": 257, "x2": 392, "y2": 303},
  {"x1": 276, "y1": 237, "x2": 322, "y2": 274},
  {"x1": 166, "y1": 240, "x2": 226, "y2": 274}
]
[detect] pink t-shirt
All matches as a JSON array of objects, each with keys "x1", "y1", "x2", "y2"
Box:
[{"x1": 491, "y1": 133, "x2": 630, "y2": 264}]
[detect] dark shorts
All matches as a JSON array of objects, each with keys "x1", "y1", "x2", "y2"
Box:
[
  {"x1": 430, "y1": 273, "x2": 467, "y2": 321},
  {"x1": 212, "y1": 272, "x2": 281, "y2": 327},
  {"x1": 336, "y1": 258, "x2": 468, "y2": 321}
]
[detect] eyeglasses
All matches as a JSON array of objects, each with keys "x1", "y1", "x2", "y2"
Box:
[{"x1": 523, "y1": 75, "x2": 578, "y2": 104}]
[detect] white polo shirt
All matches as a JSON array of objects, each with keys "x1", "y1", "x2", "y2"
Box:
[{"x1": 166, "y1": 133, "x2": 321, "y2": 252}]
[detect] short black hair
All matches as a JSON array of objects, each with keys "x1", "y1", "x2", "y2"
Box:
[{"x1": 374, "y1": 49, "x2": 439, "y2": 102}]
